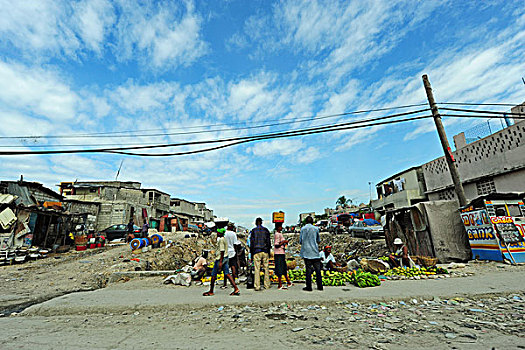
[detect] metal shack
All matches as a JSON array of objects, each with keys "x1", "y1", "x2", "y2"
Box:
[
  {"x1": 384, "y1": 200, "x2": 471, "y2": 263},
  {"x1": 460, "y1": 193, "x2": 525, "y2": 263}
]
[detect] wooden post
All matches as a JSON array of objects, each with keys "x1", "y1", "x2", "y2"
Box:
[{"x1": 422, "y1": 74, "x2": 468, "y2": 207}]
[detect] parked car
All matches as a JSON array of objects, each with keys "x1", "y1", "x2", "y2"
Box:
[
  {"x1": 100, "y1": 224, "x2": 141, "y2": 241},
  {"x1": 349, "y1": 220, "x2": 384, "y2": 239}
]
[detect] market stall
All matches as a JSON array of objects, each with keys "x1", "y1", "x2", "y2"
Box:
[{"x1": 460, "y1": 193, "x2": 525, "y2": 263}]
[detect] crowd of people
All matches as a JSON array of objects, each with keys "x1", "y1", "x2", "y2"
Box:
[
  {"x1": 194, "y1": 215, "x2": 413, "y2": 297},
  {"x1": 197, "y1": 215, "x2": 330, "y2": 296}
]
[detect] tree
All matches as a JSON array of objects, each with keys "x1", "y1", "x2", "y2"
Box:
[
  {"x1": 336, "y1": 196, "x2": 353, "y2": 207},
  {"x1": 336, "y1": 196, "x2": 347, "y2": 207}
]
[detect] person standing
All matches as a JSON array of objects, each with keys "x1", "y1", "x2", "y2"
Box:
[
  {"x1": 126, "y1": 219, "x2": 134, "y2": 242},
  {"x1": 249, "y1": 217, "x2": 271, "y2": 291},
  {"x1": 203, "y1": 228, "x2": 240, "y2": 296},
  {"x1": 222, "y1": 223, "x2": 239, "y2": 288},
  {"x1": 141, "y1": 221, "x2": 149, "y2": 238},
  {"x1": 300, "y1": 216, "x2": 323, "y2": 291},
  {"x1": 274, "y1": 225, "x2": 293, "y2": 290}
]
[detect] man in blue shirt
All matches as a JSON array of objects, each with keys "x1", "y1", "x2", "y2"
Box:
[
  {"x1": 300, "y1": 216, "x2": 323, "y2": 291},
  {"x1": 249, "y1": 217, "x2": 271, "y2": 291}
]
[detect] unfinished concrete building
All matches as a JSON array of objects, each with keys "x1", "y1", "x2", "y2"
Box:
[{"x1": 59, "y1": 181, "x2": 170, "y2": 230}]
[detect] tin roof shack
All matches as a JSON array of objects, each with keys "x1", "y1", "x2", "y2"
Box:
[
  {"x1": 63, "y1": 199, "x2": 100, "y2": 232},
  {"x1": 0, "y1": 179, "x2": 74, "y2": 249},
  {"x1": 384, "y1": 200, "x2": 471, "y2": 263}
]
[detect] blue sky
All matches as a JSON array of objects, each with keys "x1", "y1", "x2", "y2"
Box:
[{"x1": 0, "y1": 0, "x2": 523, "y2": 228}]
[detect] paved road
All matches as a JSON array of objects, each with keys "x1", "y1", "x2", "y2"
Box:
[{"x1": 24, "y1": 269, "x2": 524, "y2": 316}]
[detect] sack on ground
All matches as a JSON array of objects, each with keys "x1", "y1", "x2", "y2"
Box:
[{"x1": 163, "y1": 273, "x2": 191, "y2": 286}]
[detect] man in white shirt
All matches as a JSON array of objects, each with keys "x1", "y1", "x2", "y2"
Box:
[
  {"x1": 223, "y1": 223, "x2": 239, "y2": 288},
  {"x1": 319, "y1": 245, "x2": 337, "y2": 271}
]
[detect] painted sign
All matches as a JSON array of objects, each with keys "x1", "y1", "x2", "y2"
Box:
[
  {"x1": 490, "y1": 216, "x2": 524, "y2": 244},
  {"x1": 461, "y1": 210, "x2": 501, "y2": 261}
]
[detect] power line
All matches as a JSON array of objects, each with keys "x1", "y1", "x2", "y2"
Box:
[
  {"x1": 0, "y1": 109, "x2": 430, "y2": 155},
  {"x1": 438, "y1": 102, "x2": 519, "y2": 107},
  {"x1": 442, "y1": 114, "x2": 525, "y2": 120},
  {"x1": 0, "y1": 103, "x2": 430, "y2": 140},
  {"x1": 108, "y1": 115, "x2": 433, "y2": 157},
  {"x1": 440, "y1": 107, "x2": 524, "y2": 115},
  {"x1": 0, "y1": 107, "x2": 429, "y2": 148}
]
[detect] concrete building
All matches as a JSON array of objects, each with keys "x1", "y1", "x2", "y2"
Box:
[
  {"x1": 195, "y1": 202, "x2": 214, "y2": 221},
  {"x1": 170, "y1": 198, "x2": 213, "y2": 223},
  {"x1": 58, "y1": 181, "x2": 169, "y2": 230},
  {"x1": 423, "y1": 117, "x2": 525, "y2": 202},
  {"x1": 371, "y1": 166, "x2": 428, "y2": 213},
  {"x1": 299, "y1": 212, "x2": 316, "y2": 223}
]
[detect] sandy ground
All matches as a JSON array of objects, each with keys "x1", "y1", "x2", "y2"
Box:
[
  {"x1": 0, "y1": 244, "x2": 129, "y2": 314},
  {"x1": 1, "y1": 235, "x2": 525, "y2": 349}
]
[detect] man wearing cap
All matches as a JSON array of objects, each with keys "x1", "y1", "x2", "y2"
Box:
[
  {"x1": 203, "y1": 228, "x2": 240, "y2": 296},
  {"x1": 222, "y1": 222, "x2": 240, "y2": 288},
  {"x1": 249, "y1": 217, "x2": 271, "y2": 291},
  {"x1": 389, "y1": 238, "x2": 412, "y2": 268}
]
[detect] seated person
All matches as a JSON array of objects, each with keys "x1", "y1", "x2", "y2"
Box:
[
  {"x1": 319, "y1": 245, "x2": 337, "y2": 271},
  {"x1": 388, "y1": 238, "x2": 414, "y2": 268},
  {"x1": 191, "y1": 250, "x2": 208, "y2": 280}
]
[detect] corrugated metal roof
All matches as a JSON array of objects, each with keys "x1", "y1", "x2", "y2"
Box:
[{"x1": 0, "y1": 193, "x2": 16, "y2": 204}]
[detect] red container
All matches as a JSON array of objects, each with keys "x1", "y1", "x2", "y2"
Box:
[
  {"x1": 96, "y1": 243, "x2": 102, "y2": 248},
  {"x1": 76, "y1": 245, "x2": 87, "y2": 251},
  {"x1": 88, "y1": 243, "x2": 96, "y2": 249}
]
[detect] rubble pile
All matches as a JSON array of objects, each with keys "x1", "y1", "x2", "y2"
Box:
[
  {"x1": 286, "y1": 233, "x2": 389, "y2": 261},
  {"x1": 141, "y1": 236, "x2": 217, "y2": 271}
]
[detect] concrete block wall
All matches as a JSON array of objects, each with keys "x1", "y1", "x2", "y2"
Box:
[{"x1": 423, "y1": 120, "x2": 525, "y2": 199}]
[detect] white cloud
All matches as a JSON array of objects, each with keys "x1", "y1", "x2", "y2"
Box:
[
  {"x1": 240, "y1": 0, "x2": 442, "y2": 83},
  {"x1": 73, "y1": 0, "x2": 115, "y2": 54},
  {"x1": 249, "y1": 139, "x2": 304, "y2": 157},
  {"x1": 0, "y1": 0, "x2": 80, "y2": 56},
  {"x1": 110, "y1": 80, "x2": 182, "y2": 113},
  {"x1": 0, "y1": 61, "x2": 78, "y2": 121},
  {"x1": 115, "y1": 0, "x2": 208, "y2": 69},
  {"x1": 0, "y1": 0, "x2": 207, "y2": 70}
]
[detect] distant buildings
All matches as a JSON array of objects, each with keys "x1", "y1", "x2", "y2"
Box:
[
  {"x1": 170, "y1": 198, "x2": 213, "y2": 224},
  {"x1": 298, "y1": 212, "x2": 316, "y2": 223},
  {"x1": 59, "y1": 181, "x2": 213, "y2": 230}
]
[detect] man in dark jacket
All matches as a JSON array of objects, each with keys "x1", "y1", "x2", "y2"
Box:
[{"x1": 249, "y1": 217, "x2": 271, "y2": 291}]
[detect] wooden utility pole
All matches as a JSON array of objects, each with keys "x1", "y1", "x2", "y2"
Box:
[{"x1": 422, "y1": 74, "x2": 467, "y2": 207}]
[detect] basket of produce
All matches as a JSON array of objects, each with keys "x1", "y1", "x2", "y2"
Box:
[
  {"x1": 360, "y1": 258, "x2": 389, "y2": 274},
  {"x1": 412, "y1": 255, "x2": 438, "y2": 268},
  {"x1": 286, "y1": 258, "x2": 297, "y2": 270}
]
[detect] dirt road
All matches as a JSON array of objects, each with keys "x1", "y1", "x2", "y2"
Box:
[{"x1": 2, "y1": 236, "x2": 525, "y2": 349}]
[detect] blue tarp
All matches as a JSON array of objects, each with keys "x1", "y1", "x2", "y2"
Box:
[{"x1": 363, "y1": 219, "x2": 381, "y2": 226}]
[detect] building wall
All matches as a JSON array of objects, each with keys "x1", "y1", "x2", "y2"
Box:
[
  {"x1": 423, "y1": 119, "x2": 525, "y2": 201},
  {"x1": 372, "y1": 168, "x2": 427, "y2": 211},
  {"x1": 299, "y1": 212, "x2": 316, "y2": 223},
  {"x1": 170, "y1": 199, "x2": 200, "y2": 218}
]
